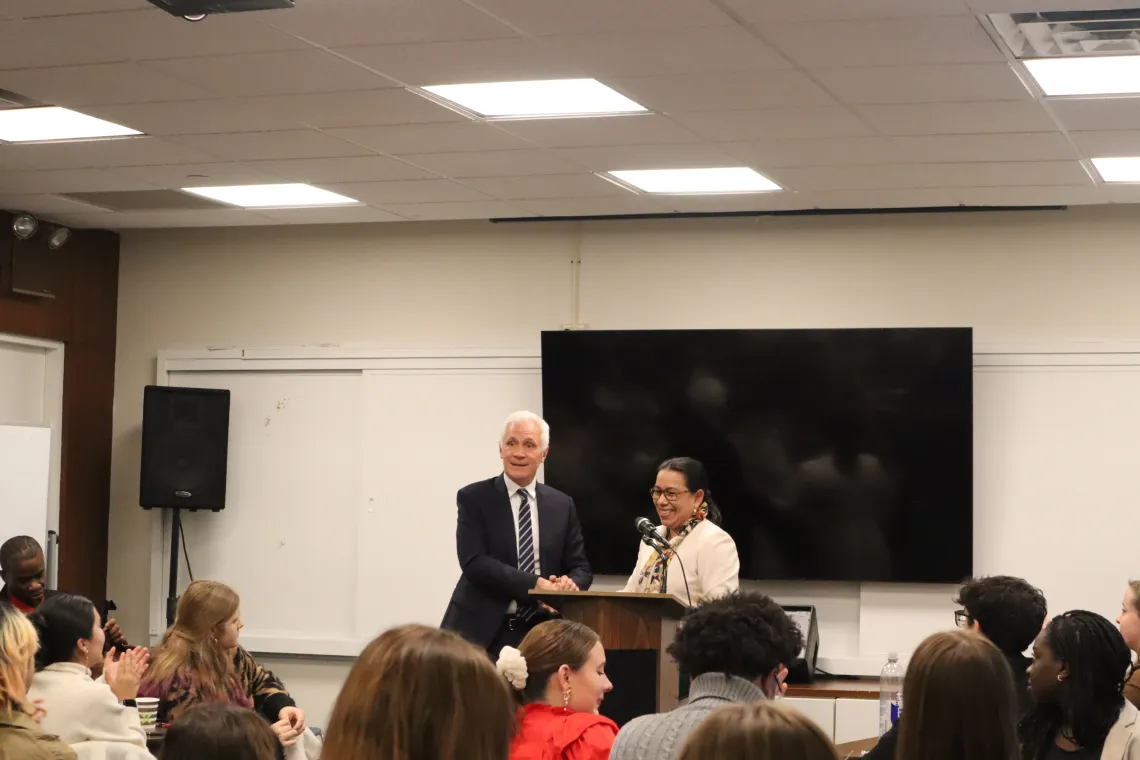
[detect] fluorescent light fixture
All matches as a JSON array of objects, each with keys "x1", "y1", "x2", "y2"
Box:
[
  {"x1": 0, "y1": 106, "x2": 142, "y2": 142},
  {"x1": 181, "y1": 183, "x2": 360, "y2": 208},
  {"x1": 1023, "y1": 56, "x2": 1140, "y2": 96},
  {"x1": 419, "y1": 78, "x2": 647, "y2": 118},
  {"x1": 606, "y1": 167, "x2": 782, "y2": 194},
  {"x1": 1091, "y1": 157, "x2": 1140, "y2": 183}
]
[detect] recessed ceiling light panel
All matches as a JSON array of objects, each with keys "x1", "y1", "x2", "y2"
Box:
[
  {"x1": 181, "y1": 184, "x2": 360, "y2": 208},
  {"x1": 0, "y1": 107, "x2": 142, "y2": 143},
  {"x1": 1024, "y1": 55, "x2": 1140, "y2": 96},
  {"x1": 419, "y1": 79, "x2": 647, "y2": 119},
  {"x1": 1092, "y1": 156, "x2": 1140, "y2": 182},
  {"x1": 605, "y1": 167, "x2": 782, "y2": 194}
]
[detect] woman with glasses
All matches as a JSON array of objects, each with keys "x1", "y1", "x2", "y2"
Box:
[{"x1": 621, "y1": 457, "x2": 740, "y2": 605}]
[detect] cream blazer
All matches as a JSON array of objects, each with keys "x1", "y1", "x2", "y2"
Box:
[
  {"x1": 621, "y1": 519, "x2": 740, "y2": 606},
  {"x1": 1104, "y1": 700, "x2": 1140, "y2": 760},
  {"x1": 28, "y1": 663, "x2": 146, "y2": 748}
]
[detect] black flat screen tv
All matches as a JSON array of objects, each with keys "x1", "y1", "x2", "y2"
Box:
[{"x1": 540, "y1": 328, "x2": 973, "y2": 584}]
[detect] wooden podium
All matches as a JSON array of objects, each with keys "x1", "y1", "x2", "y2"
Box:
[{"x1": 533, "y1": 590, "x2": 690, "y2": 726}]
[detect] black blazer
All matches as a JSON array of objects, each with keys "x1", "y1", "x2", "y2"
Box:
[{"x1": 441, "y1": 475, "x2": 592, "y2": 649}]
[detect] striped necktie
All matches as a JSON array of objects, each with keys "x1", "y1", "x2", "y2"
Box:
[{"x1": 517, "y1": 489, "x2": 536, "y2": 574}]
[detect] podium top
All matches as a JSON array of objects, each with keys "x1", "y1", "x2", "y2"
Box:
[{"x1": 530, "y1": 589, "x2": 690, "y2": 617}]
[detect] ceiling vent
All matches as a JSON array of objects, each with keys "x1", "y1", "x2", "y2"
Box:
[
  {"x1": 0, "y1": 89, "x2": 42, "y2": 110},
  {"x1": 56, "y1": 191, "x2": 231, "y2": 212},
  {"x1": 990, "y1": 8, "x2": 1140, "y2": 57}
]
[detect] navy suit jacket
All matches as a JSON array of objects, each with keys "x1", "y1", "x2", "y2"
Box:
[{"x1": 441, "y1": 475, "x2": 592, "y2": 650}]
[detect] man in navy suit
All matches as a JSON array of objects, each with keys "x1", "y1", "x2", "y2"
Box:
[{"x1": 442, "y1": 411, "x2": 592, "y2": 655}]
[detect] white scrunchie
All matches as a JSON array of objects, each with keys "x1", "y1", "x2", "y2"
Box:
[{"x1": 496, "y1": 646, "x2": 528, "y2": 691}]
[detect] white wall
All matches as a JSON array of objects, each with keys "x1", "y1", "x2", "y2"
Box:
[{"x1": 111, "y1": 207, "x2": 1140, "y2": 726}]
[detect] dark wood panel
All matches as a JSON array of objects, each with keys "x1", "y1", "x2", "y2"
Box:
[
  {"x1": 786, "y1": 678, "x2": 880, "y2": 700},
  {"x1": 0, "y1": 210, "x2": 120, "y2": 605}
]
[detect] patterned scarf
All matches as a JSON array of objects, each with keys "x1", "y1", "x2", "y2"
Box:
[{"x1": 632, "y1": 506, "x2": 707, "y2": 593}]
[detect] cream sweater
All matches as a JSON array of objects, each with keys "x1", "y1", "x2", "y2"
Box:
[
  {"x1": 28, "y1": 663, "x2": 146, "y2": 748},
  {"x1": 621, "y1": 519, "x2": 740, "y2": 605}
]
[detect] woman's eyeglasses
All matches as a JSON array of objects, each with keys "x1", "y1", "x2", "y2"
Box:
[
  {"x1": 954, "y1": 609, "x2": 970, "y2": 628},
  {"x1": 649, "y1": 488, "x2": 690, "y2": 502}
]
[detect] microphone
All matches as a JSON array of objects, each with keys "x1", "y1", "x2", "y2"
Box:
[
  {"x1": 633, "y1": 517, "x2": 693, "y2": 608},
  {"x1": 635, "y1": 517, "x2": 666, "y2": 547}
]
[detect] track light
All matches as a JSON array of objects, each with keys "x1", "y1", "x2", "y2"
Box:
[
  {"x1": 12, "y1": 213, "x2": 37, "y2": 240},
  {"x1": 183, "y1": 13, "x2": 207, "y2": 20},
  {"x1": 47, "y1": 227, "x2": 71, "y2": 250}
]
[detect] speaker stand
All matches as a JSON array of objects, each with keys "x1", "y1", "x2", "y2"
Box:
[{"x1": 166, "y1": 508, "x2": 182, "y2": 628}]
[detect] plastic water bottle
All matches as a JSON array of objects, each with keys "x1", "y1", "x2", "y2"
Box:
[{"x1": 878, "y1": 652, "x2": 904, "y2": 736}]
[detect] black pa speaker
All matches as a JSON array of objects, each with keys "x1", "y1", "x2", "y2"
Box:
[{"x1": 140, "y1": 385, "x2": 231, "y2": 511}]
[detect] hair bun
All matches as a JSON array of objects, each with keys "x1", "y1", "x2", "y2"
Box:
[{"x1": 495, "y1": 646, "x2": 528, "y2": 691}]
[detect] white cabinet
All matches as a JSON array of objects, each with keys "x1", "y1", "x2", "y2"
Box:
[
  {"x1": 835, "y1": 698, "x2": 881, "y2": 744},
  {"x1": 782, "y1": 697, "x2": 836, "y2": 739}
]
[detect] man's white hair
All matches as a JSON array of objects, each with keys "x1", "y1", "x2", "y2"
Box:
[{"x1": 501, "y1": 410, "x2": 550, "y2": 449}]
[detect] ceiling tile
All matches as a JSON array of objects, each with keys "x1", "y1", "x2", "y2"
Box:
[
  {"x1": 145, "y1": 50, "x2": 394, "y2": 98},
  {"x1": 381, "y1": 200, "x2": 531, "y2": 220},
  {"x1": 542, "y1": 26, "x2": 792, "y2": 78},
  {"x1": 94, "y1": 209, "x2": 278, "y2": 229},
  {"x1": 963, "y1": 0, "x2": 1121, "y2": 11},
  {"x1": 262, "y1": 0, "x2": 518, "y2": 47},
  {"x1": 0, "y1": 0, "x2": 143, "y2": 18},
  {"x1": 722, "y1": 0, "x2": 971, "y2": 21},
  {"x1": 496, "y1": 114, "x2": 701, "y2": 148},
  {"x1": 1069, "y1": 130, "x2": 1140, "y2": 158},
  {"x1": 399, "y1": 149, "x2": 582, "y2": 177},
  {"x1": 240, "y1": 156, "x2": 434, "y2": 183},
  {"x1": 550, "y1": 143, "x2": 742, "y2": 171},
  {"x1": 337, "y1": 38, "x2": 585, "y2": 86},
  {"x1": 0, "y1": 168, "x2": 158, "y2": 194},
  {"x1": 766, "y1": 17, "x2": 1004, "y2": 68},
  {"x1": 0, "y1": 193, "x2": 116, "y2": 215},
  {"x1": 1050, "y1": 99, "x2": 1140, "y2": 133},
  {"x1": 515, "y1": 196, "x2": 676, "y2": 216},
  {"x1": 0, "y1": 137, "x2": 221, "y2": 172},
  {"x1": 1104, "y1": 185, "x2": 1140, "y2": 204},
  {"x1": 21, "y1": 9, "x2": 308, "y2": 61},
  {"x1": 462, "y1": 174, "x2": 628, "y2": 199},
  {"x1": 0, "y1": 20, "x2": 124, "y2": 70},
  {"x1": 951, "y1": 185, "x2": 1106, "y2": 206},
  {"x1": 254, "y1": 205, "x2": 404, "y2": 225},
  {"x1": 79, "y1": 100, "x2": 301, "y2": 137},
  {"x1": 670, "y1": 107, "x2": 875, "y2": 141},
  {"x1": 325, "y1": 179, "x2": 492, "y2": 204},
  {"x1": 167, "y1": 130, "x2": 372, "y2": 161},
  {"x1": 814, "y1": 63, "x2": 1032, "y2": 105},
  {"x1": 244, "y1": 89, "x2": 464, "y2": 129},
  {"x1": 0, "y1": 62, "x2": 213, "y2": 106},
  {"x1": 770, "y1": 161, "x2": 1091, "y2": 191},
  {"x1": 329, "y1": 122, "x2": 533, "y2": 154},
  {"x1": 110, "y1": 162, "x2": 285, "y2": 190},
  {"x1": 464, "y1": 0, "x2": 734, "y2": 35},
  {"x1": 610, "y1": 71, "x2": 836, "y2": 112},
  {"x1": 719, "y1": 137, "x2": 906, "y2": 167},
  {"x1": 891, "y1": 133, "x2": 1078, "y2": 163},
  {"x1": 856, "y1": 102, "x2": 1058, "y2": 135},
  {"x1": 808, "y1": 188, "x2": 960, "y2": 208}
]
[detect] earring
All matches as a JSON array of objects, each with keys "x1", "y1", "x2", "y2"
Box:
[
  {"x1": 562, "y1": 687, "x2": 572, "y2": 712},
  {"x1": 1057, "y1": 674, "x2": 1064, "y2": 681}
]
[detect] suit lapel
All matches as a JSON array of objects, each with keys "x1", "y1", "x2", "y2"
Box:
[
  {"x1": 492, "y1": 476, "x2": 519, "y2": 567},
  {"x1": 535, "y1": 484, "x2": 557, "y2": 575}
]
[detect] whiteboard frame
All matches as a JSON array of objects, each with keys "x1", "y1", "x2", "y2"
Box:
[
  {"x1": 0, "y1": 333, "x2": 64, "y2": 587},
  {"x1": 150, "y1": 346, "x2": 539, "y2": 654},
  {"x1": 150, "y1": 340, "x2": 1140, "y2": 656}
]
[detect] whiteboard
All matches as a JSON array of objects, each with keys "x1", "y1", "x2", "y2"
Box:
[
  {"x1": 0, "y1": 343, "x2": 45, "y2": 425},
  {"x1": 0, "y1": 425, "x2": 52, "y2": 548}
]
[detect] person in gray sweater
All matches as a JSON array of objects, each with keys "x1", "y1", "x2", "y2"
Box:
[{"x1": 609, "y1": 591, "x2": 805, "y2": 760}]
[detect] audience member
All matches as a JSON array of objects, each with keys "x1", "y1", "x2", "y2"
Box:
[
  {"x1": 1021, "y1": 610, "x2": 1140, "y2": 760},
  {"x1": 27, "y1": 594, "x2": 149, "y2": 748},
  {"x1": 497, "y1": 619, "x2": 617, "y2": 760},
  {"x1": 610, "y1": 591, "x2": 803, "y2": 760},
  {"x1": 1116, "y1": 581, "x2": 1140, "y2": 711},
  {"x1": 866, "y1": 574, "x2": 1047, "y2": 760},
  {"x1": 139, "y1": 580, "x2": 305, "y2": 749},
  {"x1": 896, "y1": 629, "x2": 1020, "y2": 760},
  {"x1": 321, "y1": 624, "x2": 515, "y2": 760},
  {"x1": 159, "y1": 703, "x2": 277, "y2": 760},
  {"x1": 676, "y1": 701, "x2": 839, "y2": 760},
  {"x1": 0, "y1": 602, "x2": 75, "y2": 760}
]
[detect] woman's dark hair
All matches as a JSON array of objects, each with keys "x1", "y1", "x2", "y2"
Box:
[
  {"x1": 668, "y1": 591, "x2": 803, "y2": 681},
  {"x1": 658, "y1": 457, "x2": 722, "y2": 525},
  {"x1": 27, "y1": 593, "x2": 97, "y2": 671},
  {"x1": 160, "y1": 703, "x2": 277, "y2": 760},
  {"x1": 1019, "y1": 610, "x2": 1131, "y2": 760}
]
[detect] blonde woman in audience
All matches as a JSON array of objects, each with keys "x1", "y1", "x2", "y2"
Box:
[
  {"x1": 27, "y1": 593, "x2": 149, "y2": 749},
  {"x1": 321, "y1": 624, "x2": 515, "y2": 760},
  {"x1": 0, "y1": 602, "x2": 75, "y2": 760},
  {"x1": 1116, "y1": 581, "x2": 1140, "y2": 710},
  {"x1": 138, "y1": 581, "x2": 305, "y2": 749},
  {"x1": 676, "y1": 701, "x2": 838, "y2": 760},
  {"x1": 896, "y1": 630, "x2": 1019, "y2": 760},
  {"x1": 497, "y1": 619, "x2": 618, "y2": 760},
  {"x1": 159, "y1": 703, "x2": 277, "y2": 760}
]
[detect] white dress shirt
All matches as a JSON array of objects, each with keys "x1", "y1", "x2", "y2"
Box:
[
  {"x1": 28, "y1": 661, "x2": 146, "y2": 747},
  {"x1": 505, "y1": 474, "x2": 540, "y2": 613}
]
